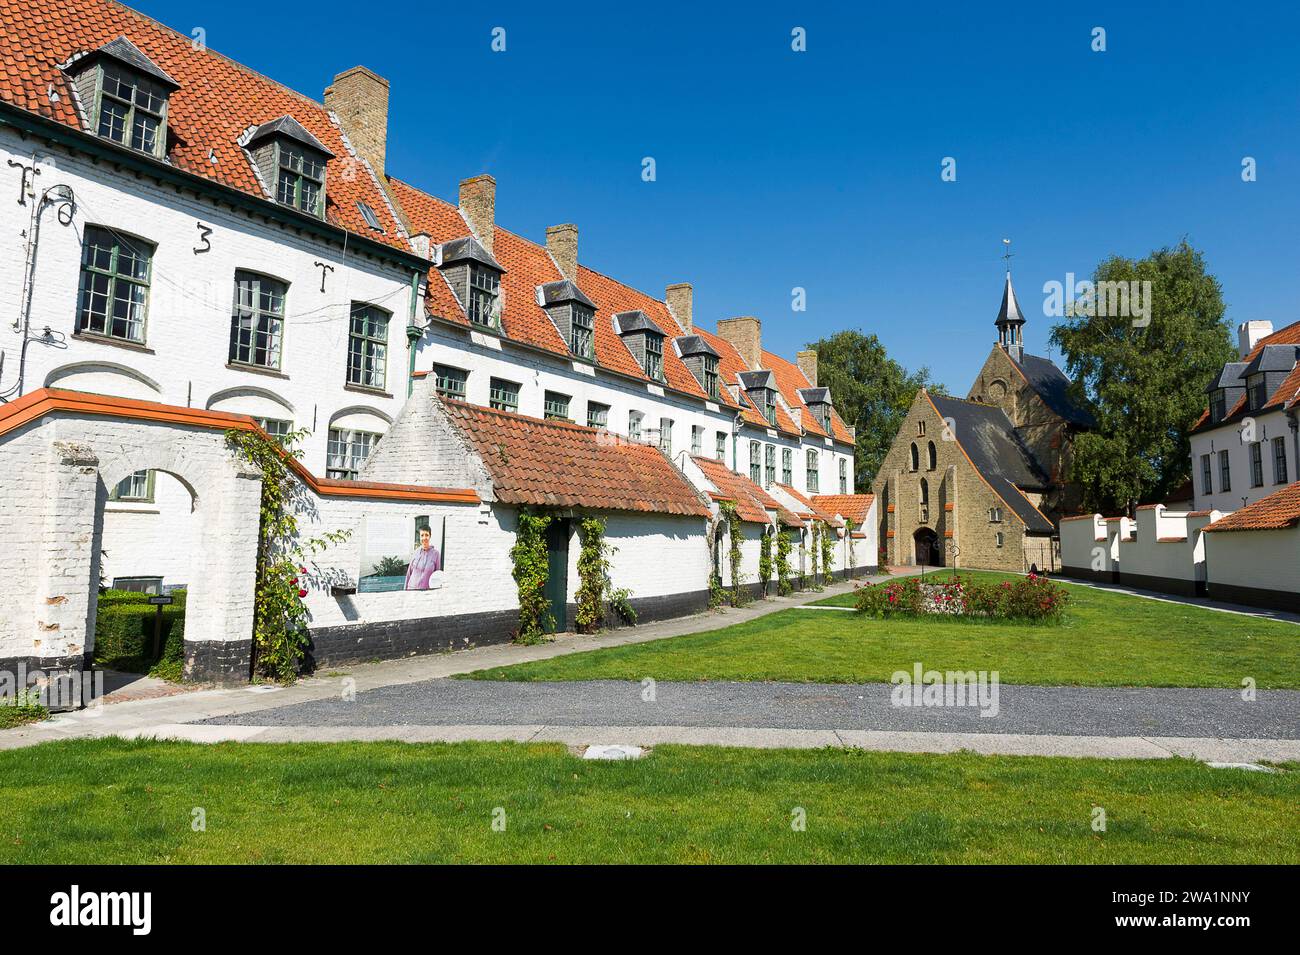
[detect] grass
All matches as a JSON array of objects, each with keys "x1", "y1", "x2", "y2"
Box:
[
  {"x1": 0, "y1": 739, "x2": 1296, "y2": 863},
  {"x1": 0, "y1": 693, "x2": 48, "y2": 730},
  {"x1": 467, "y1": 571, "x2": 1300, "y2": 688}
]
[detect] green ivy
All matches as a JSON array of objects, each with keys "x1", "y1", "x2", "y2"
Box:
[
  {"x1": 758, "y1": 528, "x2": 773, "y2": 597},
  {"x1": 776, "y1": 528, "x2": 793, "y2": 596},
  {"x1": 226, "y1": 427, "x2": 349, "y2": 684},
  {"x1": 511, "y1": 509, "x2": 552, "y2": 644},
  {"x1": 719, "y1": 501, "x2": 748, "y2": 606},
  {"x1": 708, "y1": 571, "x2": 726, "y2": 609},
  {"x1": 820, "y1": 520, "x2": 836, "y2": 585},
  {"x1": 845, "y1": 518, "x2": 857, "y2": 578}
]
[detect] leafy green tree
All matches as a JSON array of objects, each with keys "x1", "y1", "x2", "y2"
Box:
[
  {"x1": 1050, "y1": 240, "x2": 1235, "y2": 514},
  {"x1": 807, "y1": 330, "x2": 941, "y2": 489}
]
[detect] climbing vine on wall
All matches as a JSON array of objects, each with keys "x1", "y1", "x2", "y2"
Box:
[
  {"x1": 758, "y1": 527, "x2": 773, "y2": 597},
  {"x1": 845, "y1": 518, "x2": 857, "y2": 578},
  {"x1": 226, "y1": 427, "x2": 349, "y2": 683},
  {"x1": 511, "y1": 508, "x2": 552, "y2": 644},
  {"x1": 820, "y1": 520, "x2": 836, "y2": 585},
  {"x1": 776, "y1": 526, "x2": 793, "y2": 596},
  {"x1": 574, "y1": 516, "x2": 637, "y2": 632},
  {"x1": 718, "y1": 501, "x2": 748, "y2": 606},
  {"x1": 809, "y1": 522, "x2": 823, "y2": 591}
]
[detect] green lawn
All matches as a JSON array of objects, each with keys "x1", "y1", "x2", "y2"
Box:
[
  {"x1": 1, "y1": 739, "x2": 1295, "y2": 863},
  {"x1": 468, "y1": 571, "x2": 1300, "y2": 687}
]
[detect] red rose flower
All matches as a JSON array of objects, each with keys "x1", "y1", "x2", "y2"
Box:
[{"x1": 297, "y1": 589, "x2": 308, "y2": 598}]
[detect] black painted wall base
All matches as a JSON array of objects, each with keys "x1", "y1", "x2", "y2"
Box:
[
  {"x1": 1206, "y1": 581, "x2": 1300, "y2": 614},
  {"x1": 185, "y1": 640, "x2": 253, "y2": 684},
  {"x1": 0, "y1": 653, "x2": 89, "y2": 676},
  {"x1": 306, "y1": 607, "x2": 521, "y2": 670},
  {"x1": 1116, "y1": 571, "x2": 1199, "y2": 598},
  {"x1": 1060, "y1": 566, "x2": 1112, "y2": 584}
]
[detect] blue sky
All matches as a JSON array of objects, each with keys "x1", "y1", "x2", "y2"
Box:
[{"x1": 136, "y1": 0, "x2": 1300, "y2": 388}]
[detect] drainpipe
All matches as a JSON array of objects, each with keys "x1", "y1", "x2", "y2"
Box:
[
  {"x1": 405, "y1": 269, "x2": 422, "y2": 397},
  {"x1": 731, "y1": 410, "x2": 742, "y2": 473}
]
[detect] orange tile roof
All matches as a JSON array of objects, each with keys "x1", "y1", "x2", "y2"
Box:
[
  {"x1": 761, "y1": 349, "x2": 855, "y2": 444},
  {"x1": 0, "y1": 0, "x2": 411, "y2": 250},
  {"x1": 776, "y1": 483, "x2": 843, "y2": 527},
  {"x1": 810, "y1": 494, "x2": 874, "y2": 526},
  {"x1": 692, "y1": 329, "x2": 801, "y2": 436},
  {"x1": 1194, "y1": 321, "x2": 1300, "y2": 430},
  {"x1": 441, "y1": 399, "x2": 708, "y2": 517},
  {"x1": 692, "y1": 455, "x2": 802, "y2": 526},
  {"x1": 1205, "y1": 480, "x2": 1300, "y2": 532}
]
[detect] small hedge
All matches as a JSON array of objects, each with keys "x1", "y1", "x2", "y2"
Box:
[
  {"x1": 93, "y1": 596, "x2": 186, "y2": 680},
  {"x1": 854, "y1": 573, "x2": 1069, "y2": 623}
]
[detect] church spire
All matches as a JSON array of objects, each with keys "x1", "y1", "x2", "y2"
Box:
[{"x1": 995, "y1": 239, "x2": 1025, "y2": 363}]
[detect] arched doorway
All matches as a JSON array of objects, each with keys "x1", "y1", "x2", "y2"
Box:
[{"x1": 913, "y1": 527, "x2": 942, "y2": 567}]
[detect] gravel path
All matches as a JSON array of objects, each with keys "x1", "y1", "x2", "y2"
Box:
[{"x1": 198, "y1": 679, "x2": 1300, "y2": 739}]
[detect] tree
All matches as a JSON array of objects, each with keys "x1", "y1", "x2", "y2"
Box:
[
  {"x1": 1050, "y1": 240, "x2": 1235, "y2": 514},
  {"x1": 807, "y1": 330, "x2": 942, "y2": 490}
]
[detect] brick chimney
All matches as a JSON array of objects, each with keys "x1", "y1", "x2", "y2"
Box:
[
  {"x1": 324, "y1": 66, "x2": 389, "y2": 177},
  {"x1": 1238, "y1": 320, "x2": 1274, "y2": 358},
  {"x1": 716, "y1": 316, "x2": 762, "y2": 370},
  {"x1": 546, "y1": 223, "x2": 579, "y2": 282},
  {"x1": 797, "y1": 349, "x2": 818, "y2": 386},
  {"x1": 666, "y1": 283, "x2": 693, "y2": 332},
  {"x1": 459, "y1": 175, "x2": 496, "y2": 255}
]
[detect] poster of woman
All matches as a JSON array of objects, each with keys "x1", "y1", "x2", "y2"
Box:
[
  {"x1": 358, "y1": 514, "x2": 447, "y2": 593},
  {"x1": 404, "y1": 517, "x2": 443, "y2": 590}
]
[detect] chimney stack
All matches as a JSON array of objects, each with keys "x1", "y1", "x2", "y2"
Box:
[
  {"x1": 324, "y1": 66, "x2": 389, "y2": 177},
  {"x1": 459, "y1": 175, "x2": 496, "y2": 255},
  {"x1": 1238, "y1": 320, "x2": 1274, "y2": 358},
  {"x1": 546, "y1": 223, "x2": 579, "y2": 282},
  {"x1": 666, "y1": 283, "x2": 693, "y2": 332},
  {"x1": 716, "y1": 316, "x2": 762, "y2": 370},
  {"x1": 797, "y1": 349, "x2": 818, "y2": 386}
]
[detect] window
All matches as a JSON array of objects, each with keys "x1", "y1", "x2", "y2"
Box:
[
  {"x1": 1219, "y1": 449, "x2": 1231, "y2": 492},
  {"x1": 347, "y1": 304, "x2": 390, "y2": 390},
  {"x1": 644, "y1": 333, "x2": 664, "y2": 381},
  {"x1": 1248, "y1": 375, "x2": 1267, "y2": 411},
  {"x1": 749, "y1": 441, "x2": 761, "y2": 483},
  {"x1": 927, "y1": 441, "x2": 937, "y2": 470},
  {"x1": 489, "y1": 378, "x2": 520, "y2": 412},
  {"x1": 76, "y1": 227, "x2": 152, "y2": 343},
  {"x1": 326, "y1": 428, "x2": 380, "y2": 480},
  {"x1": 715, "y1": 431, "x2": 727, "y2": 461},
  {"x1": 995, "y1": 532, "x2": 1004, "y2": 548},
  {"x1": 762, "y1": 389, "x2": 777, "y2": 426},
  {"x1": 839, "y1": 458, "x2": 848, "y2": 494},
  {"x1": 1274, "y1": 437, "x2": 1289, "y2": 484},
  {"x1": 629, "y1": 411, "x2": 644, "y2": 440},
  {"x1": 569, "y1": 304, "x2": 595, "y2": 360},
  {"x1": 703, "y1": 355, "x2": 720, "y2": 399},
  {"x1": 909, "y1": 443, "x2": 919, "y2": 472},
  {"x1": 764, "y1": 444, "x2": 776, "y2": 486},
  {"x1": 806, "y1": 449, "x2": 820, "y2": 492},
  {"x1": 468, "y1": 265, "x2": 500, "y2": 328},
  {"x1": 659, "y1": 418, "x2": 673, "y2": 455},
  {"x1": 919, "y1": 477, "x2": 930, "y2": 521},
  {"x1": 544, "y1": 391, "x2": 571, "y2": 421},
  {"x1": 229, "y1": 271, "x2": 286, "y2": 368},
  {"x1": 109, "y1": 469, "x2": 154, "y2": 503},
  {"x1": 254, "y1": 417, "x2": 293, "y2": 443},
  {"x1": 356, "y1": 201, "x2": 383, "y2": 231},
  {"x1": 1201, "y1": 454, "x2": 1213, "y2": 495},
  {"x1": 1249, "y1": 442, "x2": 1264, "y2": 488},
  {"x1": 276, "y1": 143, "x2": 326, "y2": 216},
  {"x1": 433, "y1": 364, "x2": 467, "y2": 400},
  {"x1": 989, "y1": 507, "x2": 1003, "y2": 523},
  {"x1": 691, "y1": 425, "x2": 703, "y2": 456},
  {"x1": 917, "y1": 420, "x2": 927, "y2": 437},
  {"x1": 782, "y1": 448, "x2": 793, "y2": 485},
  {"x1": 588, "y1": 402, "x2": 610, "y2": 429},
  {"x1": 1210, "y1": 390, "x2": 1227, "y2": 423},
  {"x1": 96, "y1": 65, "x2": 168, "y2": 157}
]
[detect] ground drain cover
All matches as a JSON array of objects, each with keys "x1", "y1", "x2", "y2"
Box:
[{"x1": 583, "y1": 744, "x2": 644, "y2": 760}]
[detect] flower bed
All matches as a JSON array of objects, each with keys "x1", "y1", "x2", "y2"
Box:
[{"x1": 854, "y1": 573, "x2": 1069, "y2": 623}]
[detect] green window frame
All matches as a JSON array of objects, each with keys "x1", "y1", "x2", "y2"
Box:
[
  {"x1": 716, "y1": 431, "x2": 727, "y2": 461},
  {"x1": 764, "y1": 444, "x2": 776, "y2": 486},
  {"x1": 763, "y1": 389, "x2": 777, "y2": 426},
  {"x1": 1249, "y1": 442, "x2": 1264, "y2": 488},
  {"x1": 807, "y1": 448, "x2": 820, "y2": 492},
  {"x1": 109, "y1": 469, "x2": 155, "y2": 503},
  {"x1": 782, "y1": 448, "x2": 792, "y2": 485},
  {"x1": 489, "y1": 378, "x2": 520, "y2": 412},
  {"x1": 1219, "y1": 449, "x2": 1231, "y2": 493},
  {"x1": 544, "y1": 391, "x2": 571, "y2": 421},
  {"x1": 571, "y1": 305, "x2": 595, "y2": 360},
  {"x1": 275, "y1": 142, "x2": 326, "y2": 217},
  {"x1": 645, "y1": 332, "x2": 664, "y2": 381},
  {"x1": 76, "y1": 226, "x2": 153, "y2": 343},
  {"x1": 348, "y1": 303, "x2": 390, "y2": 390},
  {"x1": 229, "y1": 271, "x2": 287, "y2": 368},
  {"x1": 1274, "y1": 437, "x2": 1289, "y2": 484},
  {"x1": 327, "y1": 428, "x2": 381, "y2": 481},
  {"x1": 95, "y1": 64, "x2": 168, "y2": 157},
  {"x1": 839, "y1": 458, "x2": 848, "y2": 494},
  {"x1": 691, "y1": 425, "x2": 703, "y2": 456},
  {"x1": 587, "y1": 402, "x2": 610, "y2": 429},
  {"x1": 749, "y1": 440, "x2": 761, "y2": 483},
  {"x1": 703, "y1": 355, "x2": 720, "y2": 399},
  {"x1": 433, "y1": 364, "x2": 468, "y2": 400},
  {"x1": 468, "y1": 265, "x2": 501, "y2": 328},
  {"x1": 629, "y1": 411, "x2": 643, "y2": 441},
  {"x1": 1201, "y1": 453, "x2": 1213, "y2": 495},
  {"x1": 659, "y1": 418, "x2": 673, "y2": 455},
  {"x1": 254, "y1": 417, "x2": 293, "y2": 443}
]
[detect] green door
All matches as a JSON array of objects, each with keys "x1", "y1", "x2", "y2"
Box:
[{"x1": 544, "y1": 519, "x2": 569, "y2": 633}]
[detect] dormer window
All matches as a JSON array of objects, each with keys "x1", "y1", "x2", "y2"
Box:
[
  {"x1": 1247, "y1": 374, "x2": 1268, "y2": 411},
  {"x1": 70, "y1": 38, "x2": 179, "y2": 160},
  {"x1": 469, "y1": 265, "x2": 501, "y2": 328},
  {"x1": 703, "y1": 354, "x2": 719, "y2": 398},
  {"x1": 761, "y1": 389, "x2": 777, "y2": 426},
  {"x1": 571, "y1": 304, "x2": 595, "y2": 360},
  {"x1": 644, "y1": 332, "x2": 663, "y2": 380},
  {"x1": 245, "y1": 116, "x2": 334, "y2": 220},
  {"x1": 1209, "y1": 390, "x2": 1227, "y2": 423},
  {"x1": 612, "y1": 310, "x2": 664, "y2": 378}
]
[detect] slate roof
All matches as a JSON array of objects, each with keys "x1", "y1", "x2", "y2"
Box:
[
  {"x1": 1241, "y1": 343, "x2": 1300, "y2": 378},
  {"x1": 1204, "y1": 362, "x2": 1248, "y2": 394},
  {"x1": 811, "y1": 494, "x2": 875, "y2": 526},
  {"x1": 692, "y1": 456, "x2": 800, "y2": 526},
  {"x1": 0, "y1": 0, "x2": 409, "y2": 248},
  {"x1": 1010, "y1": 353, "x2": 1097, "y2": 428},
  {"x1": 247, "y1": 114, "x2": 333, "y2": 156},
  {"x1": 1193, "y1": 320, "x2": 1300, "y2": 430},
  {"x1": 1205, "y1": 480, "x2": 1300, "y2": 532},
  {"x1": 927, "y1": 393, "x2": 1054, "y2": 534},
  {"x1": 442, "y1": 399, "x2": 709, "y2": 517},
  {"x1": 995, "y1": 271, "x2": 1027, "y2": 328}
]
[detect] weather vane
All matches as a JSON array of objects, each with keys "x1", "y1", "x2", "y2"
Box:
[{"x1": 1002, "y1": 237, "x2": 1014, "y2": 269}]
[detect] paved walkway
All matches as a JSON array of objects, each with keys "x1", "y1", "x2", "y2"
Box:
[{"x1": 1054, "y1": 576, "x2": 1300, "y2": 625}]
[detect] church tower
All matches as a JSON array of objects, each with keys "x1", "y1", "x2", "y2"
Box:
[{"x1": 995, "y1": 269, "x2": 1027, "y2": 364}]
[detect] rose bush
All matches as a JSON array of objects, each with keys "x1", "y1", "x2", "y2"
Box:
[{"x1": 854, "y1": 572, "x2": 1069, "y2": 623}]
